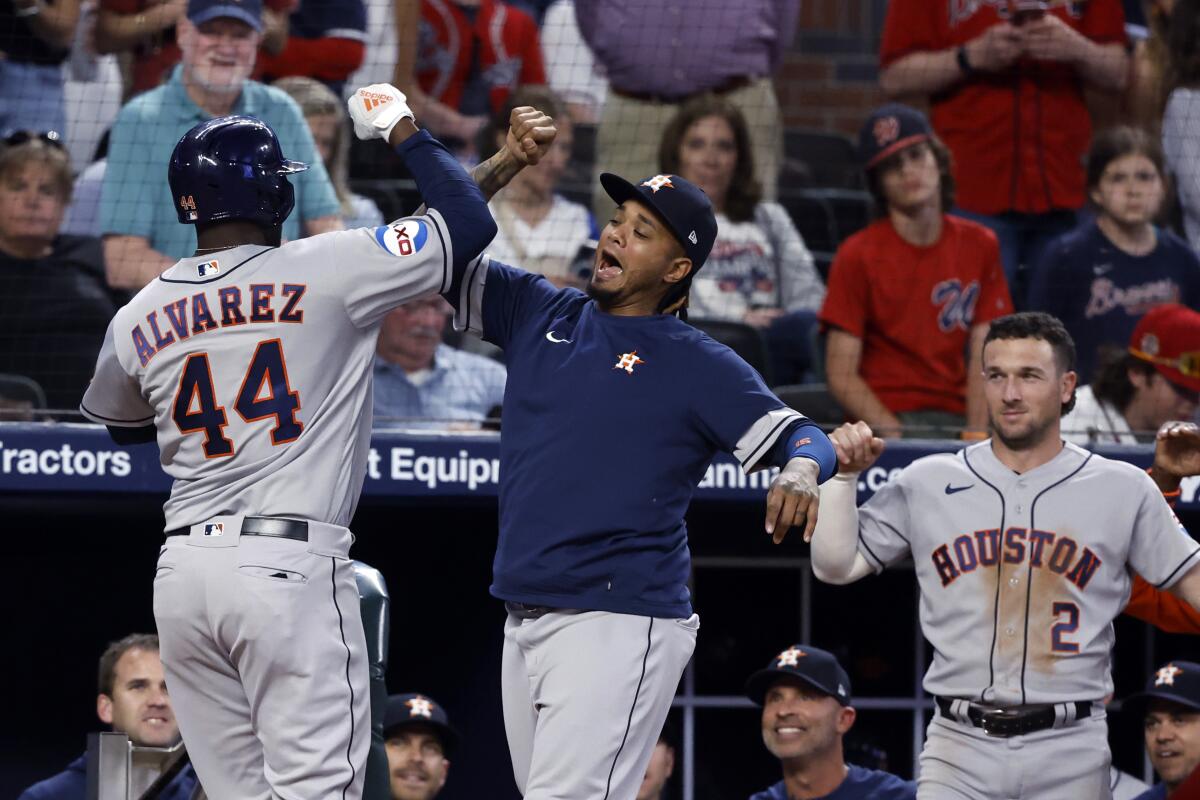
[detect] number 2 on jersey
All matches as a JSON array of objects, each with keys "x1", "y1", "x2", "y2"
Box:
[
  {"x1": 172, "y1": 339, "x2": 302, "y2": 458},
  {"x1": 1051, "y1": 601, "x2": 1080, "y2": 653}
]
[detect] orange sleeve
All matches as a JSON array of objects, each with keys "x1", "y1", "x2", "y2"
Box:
[{"x1": 1123, "y1": 574, "x2": 1200, "y2": 635}]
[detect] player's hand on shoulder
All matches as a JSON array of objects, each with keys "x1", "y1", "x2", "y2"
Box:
[
  {"x1": 766, "y1": 457, "x2": 819, "y2": 545},
  {"x1": 1154, "y1": 421, "x2": 1200, "y2": 479},
  {"x1": 829, "y1": 421, "x2": 886, "y2": 474},
  {"x1": 347, "y1": 83, "x2": 415, "y2": 142},
  {"x1": 504, "y1": 106, "x2": 557, "y2": 166}
]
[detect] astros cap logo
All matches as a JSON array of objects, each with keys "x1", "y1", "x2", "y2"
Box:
[
  {"x1": 1156, "y1": 664, "x2": 1184, "y2": 686},
  {"x1": 641, "y1": 175, "x2": 674, "y2": 193},
  {"x1": 406, "y1": 696, "x2": 435, "y2": 718},
  {"x1": 776, "y1": 646, "x2": 806, "y2": 667},
  {"x1": 873, "y1": 116, "x2": 900, "y2": 148}
]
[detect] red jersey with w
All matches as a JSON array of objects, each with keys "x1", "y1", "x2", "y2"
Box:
[
  {"x1": 416, "y1": 0, "x2": 546, "y2": 116},
  {"x1": 880, "y1": 0, "x2": 1125, "y2": 215},
  {"x1": 819, "y1": 216, "x2": 1013, "y2": 415}
]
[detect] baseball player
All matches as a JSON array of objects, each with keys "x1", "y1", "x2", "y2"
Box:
[
  {"x1": 76, "y1": 85, "x2": 549, "y2": 799},
  {"x1": 445, "y1": 171, "x2": 837, "y2": 797},
  {"x1": 810, "y1": 311, "x2": 1200, "y2": 799}
]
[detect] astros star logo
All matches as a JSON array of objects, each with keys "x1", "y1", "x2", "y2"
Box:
[
  {"x1": 614, "y1": 351, "x2": 644, "y2": 374},
  {"x1": 406, "y1": 696, "x2": 435, "y2": 718},
  {"x1": 641, "y1": 175, "x2": 674, "y2": 193},
  {"x1": 776, "y1": 647, "x2": 806, "y2": 667},
  {"x1": 1156, "y1": 664, "x2": 1184, "y2": 687}
]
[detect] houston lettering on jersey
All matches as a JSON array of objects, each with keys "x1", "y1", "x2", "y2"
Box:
[
  {"x1": 130, "y1": 283, "x2": 307, "y2": 367},
  {"x1": 931, "y1": 528, "x2": 1102, "y2": 590}
]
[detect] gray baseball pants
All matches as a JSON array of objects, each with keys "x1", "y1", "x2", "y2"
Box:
[
  {"x1": 153, "y1": 515, "x2": 370, "y2": 800},
  {"x1": 501, "y1": 608, "x2": 698, "y2": 799}
]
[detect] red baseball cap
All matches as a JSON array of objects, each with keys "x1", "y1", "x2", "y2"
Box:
[{"x1": 1128, "y1": 304, "x2": 1200, "y2": 394}]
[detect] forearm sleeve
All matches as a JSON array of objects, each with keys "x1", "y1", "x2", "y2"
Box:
[{"x1": 810, "y1": 472, "x2": 868, "y2": 583}]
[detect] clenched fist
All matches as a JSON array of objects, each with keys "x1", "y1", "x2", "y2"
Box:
[{"x1": 347, "y1": 83, "x2": 415, "y2": 142}]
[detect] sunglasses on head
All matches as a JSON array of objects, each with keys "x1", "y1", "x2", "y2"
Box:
[
  {"x1": 2, "y1": 130, "x2": 65, "y2": 150},
  {"x1": 1130, "y1": 347, "x2": 1200, "y2": 380}
]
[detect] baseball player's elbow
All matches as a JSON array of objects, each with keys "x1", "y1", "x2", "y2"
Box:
[{"x1": 452, "y1": 209, "x2": 497, "y2": 263}]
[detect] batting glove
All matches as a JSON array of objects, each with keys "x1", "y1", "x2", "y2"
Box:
[{"x1": 347, "y1": 83, "x2": 415, "y2": 142}]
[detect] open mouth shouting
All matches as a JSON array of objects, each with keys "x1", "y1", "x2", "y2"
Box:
[{"x1": 594, "y1": 247, "x2": 624, "y2": 284}]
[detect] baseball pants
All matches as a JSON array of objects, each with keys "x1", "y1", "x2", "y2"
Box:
[
  {"x1": 918, "y1": 709, "x2": 1111, "y2": 799},
  {"x1": 153, "y1": 515, "x2": 370, "y2": 800},
  {"x1": 501, "y1": 609, "x2": 698, "y2": 799}
]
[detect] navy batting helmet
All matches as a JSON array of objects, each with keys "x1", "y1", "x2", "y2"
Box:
[{"x1": 168, "y1": 115, "x2": 308, "y2": 227}]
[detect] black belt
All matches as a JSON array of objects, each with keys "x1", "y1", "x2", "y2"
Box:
[
  {"x1": 165, "y1": 516, "x2": 309, "y2": 542},
  {"x1": 935, "y1": 696, "x2": 1092, "y2": 738},
  {"x1": 610, "y1": 75, "x2": 754, "y2": 105},
  {"x1": 505, "y1": 601, "x2": 562, "y2": 620}
]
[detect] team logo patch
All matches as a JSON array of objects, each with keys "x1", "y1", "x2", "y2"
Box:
[
  {"x1": 1140, "y1": 333, "x2": 1160, "y2": 357},
  {"x1": 776, "y1": 646, "x2": 806, "y2": 667},
  {"x1": 641, "y1": 175, "x2": 674, "y2": 193},
  {"x1": 406, "y1": 696, "x2": 435, "y2": 718},
  {"x1": 614, "y1": 350, "x2": 644, "y2": 374},
  {"x1": 374, "y1": 219, "x2": 428, "y2": 257},
  {"x1": 203, "y1": 523, "x2": 224, "y2": 537},
  {"x1": 197, "y1": 260, "x2": 220, "y2": 277},
  {"x1": 179, "y1": 194, "x2": 198, "y2": 221},
  {"x1": 1156, "y1": 664, "x2": 1184, "y2": 686},
  {"x1": 873, "y1": 116, "x2": 900, "y2": 148}
]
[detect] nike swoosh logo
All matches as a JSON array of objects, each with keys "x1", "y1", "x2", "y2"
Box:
[
  {"x1": 545, "y1": 330, "x2": 572, "y2": 344},
  {"x1": 944, "y1": 484, "x2": 973, "y2": 495}
]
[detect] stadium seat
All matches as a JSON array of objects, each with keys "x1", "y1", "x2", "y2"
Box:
[
  {"x1": 773, "y1": 383, "x2": 844, "y2": 427},
  {"x1": 0, "y1": 373, "x2": 46, "y2": 408},
  {"x1": 779, "y1": 189, "x2": 836, "y2": 257},
  {"x1": 784, "y1": 129, "x2": 862, "y2": 189},
  {"x1": 690, "y1": 318, "x2": 773, "y2": 385}
]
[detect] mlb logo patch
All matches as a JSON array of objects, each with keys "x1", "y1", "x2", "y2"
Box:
[
  {"x1": 203, "y1": 523, "x2": 224, "y2": 537},
  {"x1": 373, "y1": 219, "x2": 428, "y2": 258},
  {"x1": 197, "y1": 260, "x2": 220, "y2": 277}
]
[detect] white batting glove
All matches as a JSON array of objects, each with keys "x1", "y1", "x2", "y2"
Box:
[{"x1": 347, "y1": 83, "x2": 415, "y2": 142}]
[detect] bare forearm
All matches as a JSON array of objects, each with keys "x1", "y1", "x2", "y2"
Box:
[
  {"x1": 470, "y1": 148, "x2": 522, "y2": 201},
  {"x1": 828, "y1": 371, "x2": 901, "y2": 434},
  {"x1": 1073, "y1": 41, "x2": 1127, "y2": 91},
  {"x1": 95, "y1": 6, "x2": 175, "y2": 52},
  {"x1": 1168, "y1": 564, "x2": 1200, "y2": 614},
  {"x1": 103, "y1": 237, "x2": 175, "y2": 290},
  {"x1": 880, "y1": 50, "x2": 964, "y2": 97}
]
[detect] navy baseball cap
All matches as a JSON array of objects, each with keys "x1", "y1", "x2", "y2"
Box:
[
  {"x1": 1123, "y1": 661, "x2": 1200, "y2": 716},
  {"x1": 857, "y1": 103, "x2": 933, "y2": 170},
  {"x1": 745, "y1": 644, "x2": 852, "y2": 707},
  {"x1": 599, "y1": 172, "x2": 718, "y2": 271},
  {"x1": 187, "y1": 0, "x2": 262, "y2": 31},
  {"x1": 382, "y1": 693, "x2": 460, "y2": 755}
]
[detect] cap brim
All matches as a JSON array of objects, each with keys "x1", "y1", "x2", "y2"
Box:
[
  {"x1": 864, "y1": 133, "x2": 930, "y2": 170},
  {"x1": 744, "y1": 669, "x2": 848, "y2": 707},
  {"x1": 188, "y1": 6, "x2": 263, "y2": 31},
  {"x1": 1121, "y1": 690, "x2": 1200, "y2": 717},
  {"x1": 382, "y1": 719, "x2": 460, "y2": 755}
]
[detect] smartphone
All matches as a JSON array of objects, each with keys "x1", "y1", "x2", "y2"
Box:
[{"x1": 1009, "y1": 0, "x2": 1047, "y2": 24}]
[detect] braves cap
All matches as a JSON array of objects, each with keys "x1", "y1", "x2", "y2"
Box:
[
  {"x1": 858, "y1": 103, "x2": 933, "y2": 170},
  {"x1": 382, "y1": 693, "x2": 459, "y2": 755},
  {"x1": 599, "y1": 173, "x2": 718, "y2": 271},
  {"x1": 187, "y1": 0, "x2": 263, "y2": 31},
  {"x1": 1129, "y1": 304, "x2": 1200, "y2": 394},
  {"x1": 745, "y1": 644, "x2": 852, "y2": 707},
  {"x1": 1123, "y1": 661, "x2": 1200, "y2": 716}
]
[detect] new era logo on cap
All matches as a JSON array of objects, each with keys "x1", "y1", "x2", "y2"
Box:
[{"x1": 688, "y1": 231, "x2": 698, "y2": 244}]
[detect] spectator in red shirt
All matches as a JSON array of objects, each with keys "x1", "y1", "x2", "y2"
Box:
[
  {"x1": 820, "y1": 104, "x2": 1013, "y2": 438},
  {"x1": 256, "y1": 0, "x2": 368, "y2": 96},
  {"x1": 879, "y1": 0, "x2": 1129, "y2": 298},
  {"x1": 94, "y1": 0, "x2": 290, "y2": 98},
  {"x1": 412, "y1": 0, "x2": 545, "y2": 159}
]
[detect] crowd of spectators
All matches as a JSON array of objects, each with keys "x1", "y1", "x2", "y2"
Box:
[{"x1": 1, "y1": 0, "x2": 1198, "y2": 436}]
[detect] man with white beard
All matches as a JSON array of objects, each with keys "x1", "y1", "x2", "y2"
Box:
[{"x1": 98, "y1": 0, "x2": 342, "y2": 292}]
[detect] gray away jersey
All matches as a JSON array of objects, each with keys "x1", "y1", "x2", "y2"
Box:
[
  {"x1": 859, "y1": 440, "x2": 1200, "y2": 705},
  {"x1": 81, "y1": 214, "x2": 452, "y2": 529}
]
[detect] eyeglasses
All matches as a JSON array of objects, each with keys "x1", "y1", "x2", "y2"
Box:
[
  {"x1": 2, "y1": 130, "x2": 65, "y2": 150},
  {"x1": 1130, "y1": 347, "x2": 1200, "y2": 380}
]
